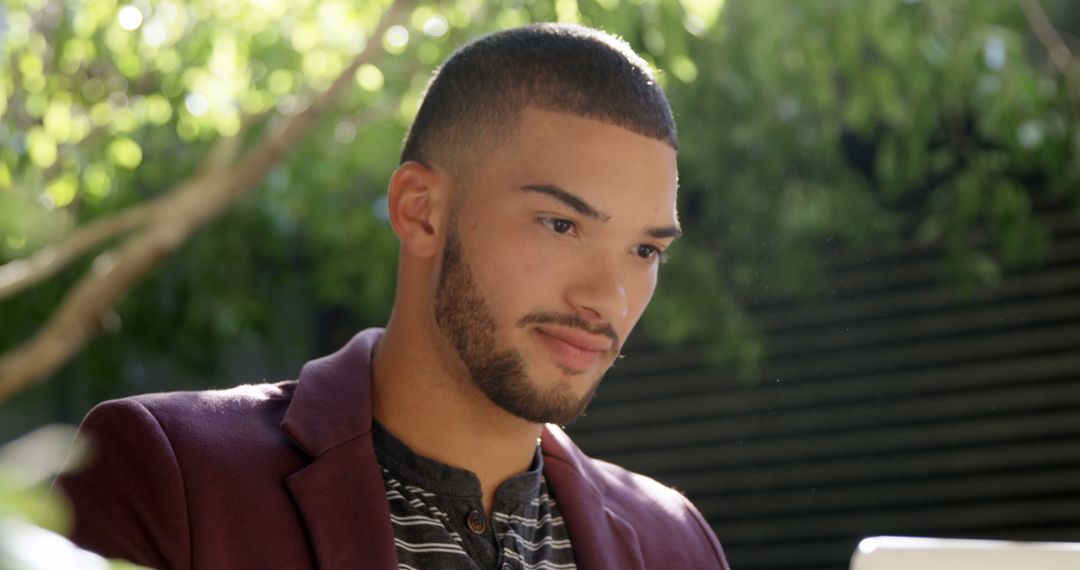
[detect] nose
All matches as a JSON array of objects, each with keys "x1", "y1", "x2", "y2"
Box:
[{"x1": 565, "y1": 252, "x2": 628, "y2": 323}]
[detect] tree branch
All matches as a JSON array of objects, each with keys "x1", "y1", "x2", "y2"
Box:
[
  {"x1": 0, "y1": 202, "x2": 154, "y2": 299},
  {"x1": 0, "y1": 0, "x2": 412, "y2": 401},
  {"x1": 0, "y1": 108, "x2": 264, "y2": 302},
  {"x1": 1019, "y1": 0, "x2": 1072, "y2": 73},
  {"x1": 1019, "y1": 0, "x2": 1080, "y2": 111}
]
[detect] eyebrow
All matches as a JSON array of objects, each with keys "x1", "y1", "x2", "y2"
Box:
[
  {"x1": 647, "y1": 225, "x2": 683, "y2": 240},
  {"x1": 519, "y1": 183, "x2": 682, "y2": 240},
  {"x1": 520, "y1": 184, "x2": 611, "y2": 222}
]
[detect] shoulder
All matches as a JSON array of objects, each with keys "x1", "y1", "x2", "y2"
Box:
[
  {"x1": 587, "y1": 455, "x2": 716, "y2": 540},
  {"x1": 591, "y1": 455, "x2": 689, "y2": 508},
  {"x1": 80, "y1": 381, "x2": 301, "y2": 467},
  {"x1": 543, "y1": 426, "x2": 728, "y2": 568},
  {"x1": 58, "y1": 382, "x2": 305, "y2": 567},
  {"x1": 543, "y1": 425, "x2": 700, "y2": 522},
  {"x1": 92, "y1": 381, "x2": 296, "y2": 430},
  {"x1": 120, "y1": 380, "x2": 297, "y2": 413}
]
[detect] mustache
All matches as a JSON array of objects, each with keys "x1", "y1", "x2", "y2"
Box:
[{"x1": 517, "y1": 312, "x2": 619, "y2": 346}]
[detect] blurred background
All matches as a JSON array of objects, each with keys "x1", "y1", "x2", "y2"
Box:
[{"x1": 2, "y1": 0, "x2": 1079, "y2": 568}]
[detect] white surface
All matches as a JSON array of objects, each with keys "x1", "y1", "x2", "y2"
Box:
[
  {"x1": 0, "y1": 517, "x2": 109, "y2": 570},
  {"x1": 851, "y1": 536, "x2": 1080, "y2": 570}
]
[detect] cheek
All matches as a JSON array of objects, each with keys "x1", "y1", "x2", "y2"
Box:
[
  {"x1": 625, "y1": 270, "x2": 658, "y2": 322},
  {"x1": 462, "y1": 223, "x2": 554, "y2": 310},
  {"x1": 498, "y1": 237, "x2": 565, "y2": 298}
]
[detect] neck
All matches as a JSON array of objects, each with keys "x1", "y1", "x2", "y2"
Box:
[{"x1": 372, "y1": 317, "x2": 542, "y2": 515}]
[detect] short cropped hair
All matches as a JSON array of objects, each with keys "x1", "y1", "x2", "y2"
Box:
[{"x1": 400, "y1": 23, "x2": 677, "y2": 180}]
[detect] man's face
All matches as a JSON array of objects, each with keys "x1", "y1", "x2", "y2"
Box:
[{"x1": 434, "y1": 107, "x2": 680, "y2": 425}]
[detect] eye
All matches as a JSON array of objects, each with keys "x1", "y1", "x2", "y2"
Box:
[
  {"x1": 540, "y1": 217, "x2": 576, "y2": 235},
  {"x1": 636, "y1": 244, "x2": 669, "y2": 263}
]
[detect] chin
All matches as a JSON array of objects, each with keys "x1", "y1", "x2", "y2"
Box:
[{"x1": 537, "y1": 364, "x2": 606, "y2": 404}]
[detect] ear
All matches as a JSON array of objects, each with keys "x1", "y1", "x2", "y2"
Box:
[{"x1": 386, "y1": 161, "x2": 447, "y2": 258}]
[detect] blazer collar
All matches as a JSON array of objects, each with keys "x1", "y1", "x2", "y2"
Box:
[
  {"x1": 542, "y1": 425, "x2": 645, "y2": 570},
  {"x1": 281, "y1": 328, "x2": 382, "y2": 454},
  {"x1": 280, "y1": 328, "x2": 396, "y2": 570}
]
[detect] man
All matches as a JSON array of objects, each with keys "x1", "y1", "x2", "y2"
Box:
[{"x1": 56, "y1": 23, "x2": 729, "y2": 570}]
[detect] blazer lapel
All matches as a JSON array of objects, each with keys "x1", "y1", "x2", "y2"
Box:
[
  {"x1": 280, "y1": 329, "x2": 396, "y2": 570},
  {"x1": 285, "y1": 434, "x2": 396, "y2": 570},
  {"x1": 542, "y1": 426, "x2": 645, "y2": 570}
]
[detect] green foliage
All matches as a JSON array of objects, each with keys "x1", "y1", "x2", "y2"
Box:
[
  {"x1": 0, "y1": 426, "x2": 73, "y2": 534},
  {"x1": 0, "y1": 426, "x2": 149, "y2": 568},
  {"x1": 1, "y1": 0, "x2": 1077, "y2": 410}
]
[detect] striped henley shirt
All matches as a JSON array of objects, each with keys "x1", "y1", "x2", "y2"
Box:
[{"x1": 372, "y1": 420, "x2": 578, "y2": 570}]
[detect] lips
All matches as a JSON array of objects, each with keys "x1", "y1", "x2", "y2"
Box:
[{"x1": 534, "y1": 326, "x2": 613, "y2": 372}]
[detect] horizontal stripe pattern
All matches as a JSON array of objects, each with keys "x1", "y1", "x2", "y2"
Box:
[{"x1": 381, "y1": 467, "x2": 577, "y2": 569}]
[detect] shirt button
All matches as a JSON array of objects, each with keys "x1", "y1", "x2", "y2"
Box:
[{"x1": 466, "y1": 510, "x2": 487, "y2": 534}]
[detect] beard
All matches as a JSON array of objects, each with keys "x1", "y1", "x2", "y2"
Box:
[{"x1": 433, "y1": 224, "x2": 615, "y2": 426}]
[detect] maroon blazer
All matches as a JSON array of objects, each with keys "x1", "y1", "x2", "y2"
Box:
[{"x1": 56, "y1": 329, "x2": 729, "y2": 569}]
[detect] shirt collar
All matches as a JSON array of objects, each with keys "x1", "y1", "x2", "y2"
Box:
[{"x1": 371, "y1": 418, "x2": 544, "y2": 502}]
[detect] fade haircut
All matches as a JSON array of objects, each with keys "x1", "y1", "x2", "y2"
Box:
[{"x1": 400, "y1": 23, "x2": 677, "y2": 181}]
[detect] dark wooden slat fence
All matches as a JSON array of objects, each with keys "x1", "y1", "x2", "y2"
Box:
[{"x1": 568, "y1": 204, "x2": 1080, "y2": 569}]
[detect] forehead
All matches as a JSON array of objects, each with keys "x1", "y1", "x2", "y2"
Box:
[{"x1": 473, "y1": 107, "x2": 679, "y2": 216}]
